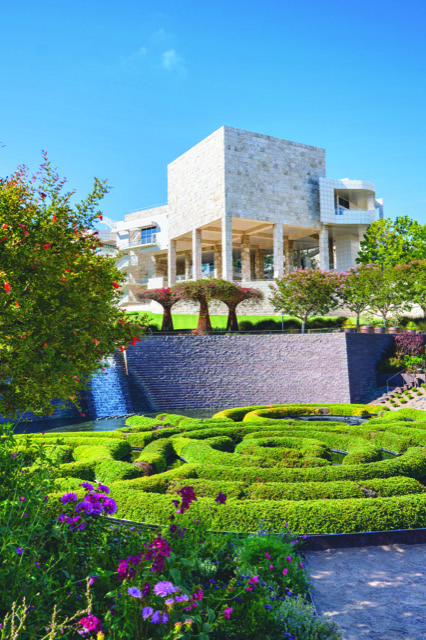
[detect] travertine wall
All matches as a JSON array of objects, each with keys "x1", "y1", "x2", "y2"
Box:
[
  {"x1": 224, "y1": 127, "x2": 326, "y2": 224},
  {"x1": 167, "y1": 128, "x2": 226, "y2": 239}
]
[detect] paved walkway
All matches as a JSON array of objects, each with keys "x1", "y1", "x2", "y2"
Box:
[{"x1": 306, "y1": 544, "x2": 426, "y2": 640}]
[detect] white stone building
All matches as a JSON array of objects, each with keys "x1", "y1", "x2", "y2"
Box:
[{"x1": 102, "y1": 126, "x2": 384, "y2": 314}]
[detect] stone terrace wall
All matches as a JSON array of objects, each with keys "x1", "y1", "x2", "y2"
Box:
[{"x1": 126, "y1": 333, "x2": 392, "y2": 411}]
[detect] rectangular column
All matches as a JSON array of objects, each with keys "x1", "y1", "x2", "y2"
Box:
[
  {"x1": 284, "y1": 236, "x2": 293, "y2": 275},
  {"x1": 273, "y1": 223, "x2": 283, "y2": 279},
  {"x1": 222, "y1": 217, "x2": 233, "y2": 281},
  {"x1": 255, "y1": 248, "x2": 264, "y2": 280},
  {"x1": 241, "y1": 235, "x2": 251, "y2": 281},
  {"x1": 214, "y1": 243, "x2": 222, "y2": 278},
  {"x1": 192, "y1": 228, "x2": 202, "y2": 281},
  {"x1": 296, "y1": 249, "x2": 301, "y2": 268},
  {"x1": 328, "y1": 231, "x2": 334, "y2": 270},
  {"x1": 184, "y1": 251, "x2": 191, "y2": 280},
  {"x1": 319, "y1": 227, "x2": 330, "y2": 271},
  {"x1": 168, "y1": 239, "x2": 176, "y2": 285}
]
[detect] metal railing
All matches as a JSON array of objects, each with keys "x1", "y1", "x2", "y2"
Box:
[
  {"x1": 129, "y1": 203, "x2": 167, "y2": 214},
  {"x1": 120, "y1": 235, "x2": 157, "y2": 249}
]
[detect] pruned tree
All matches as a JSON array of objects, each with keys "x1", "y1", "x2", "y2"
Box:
[
  {"x1": 209, "y1": 281, "x2": 263, "y2": 331},
  {"x1": 137, "y1": 287, "x2": 182, "y2": 331},
  {"x1": 172, "y1": 279, "x2": 226, "y2": 333},
  {"x1": 0, "y1": 155, "x2": 146, "y2": 418}
]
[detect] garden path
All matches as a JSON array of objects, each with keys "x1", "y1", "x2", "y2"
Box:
[{"x1": 306, "y1": 543, "x2": 426, "y2": 640}]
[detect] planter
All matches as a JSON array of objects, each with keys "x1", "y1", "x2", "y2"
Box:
[
  {"x1": 344, "y1": 328, "x2": 356, "y2": 333},
  {"x1": 388, "y1": 327, "x2": 399, "y2": 334},
  {"x1": 360, "y1": 326, "x2": 374, "y2": 334},
  {"x1": 374, "y1": 327, "x2": 386, "y2": 334}
]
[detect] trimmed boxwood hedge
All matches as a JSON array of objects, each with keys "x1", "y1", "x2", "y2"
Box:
[{"x1": 25, "y1": 402, "x2": 426, "y2": 534}]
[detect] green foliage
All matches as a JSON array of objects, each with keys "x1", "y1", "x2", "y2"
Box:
[
  {"x1": 357, "y1": 216, "x2": 426, "y2": 267},
  {"x1": 0, "y1": 157, "x2": 146, "y2": 418}
]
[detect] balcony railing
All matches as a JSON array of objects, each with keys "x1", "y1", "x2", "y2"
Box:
[
  {"x1": 122, "y1": 277, "x2": 149, "y2": 286},
  {"x1": 121, "y1": 234, "x2": 157, "y2": 249}
]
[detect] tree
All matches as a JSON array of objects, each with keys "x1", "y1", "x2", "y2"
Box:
[
  {"x1": 357, "y1": 216, "x2": 426, "y2": 267},
  {"x1": 172, "y1": 279, "x2": 227, "y2": 333},
  {"x1": 137, "y1": 287, "x2": 181, "y2": 331},
  {"x1": 0, "y1": 156, "x2": 146, "y2": 418},
  {"x1": 358, "y1": 264, "x2": 409, "y2": 328},
  {"x1": 337, "y1": 267, "x2": 376, "y2": 331},
  {"x1": 394, "y1": 260, "x2": 426, "y2": 318},
  {"x1": 269, "y1": 269, "x2": 341, "y2": 333},
  {"x1": 208, "y1": 281, "x2": 263, "y2": 331}
]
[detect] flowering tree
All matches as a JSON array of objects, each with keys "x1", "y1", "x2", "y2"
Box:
[
  {"x1": 209, "y1": 281, "x2": 263, "y2": 331},
  {"x1": 172, "y1": 279, "x2": 226, "y2": 332},
  {"x1": 0, "y1": 156, "x2": 146, "y2": 418},
  {"x1": 269, "y1": 269, "x2": 341, "y2": 333},
  {"x1": 337, "y1": 266, "x2": 377, "y2": 331},
  {"x1": 137, "y1": 287, "x2": 181, "y2": 331}
]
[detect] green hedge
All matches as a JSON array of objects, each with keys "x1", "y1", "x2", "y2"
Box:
[
  {"x1": 133, "y1": 438, "x2": 173, "y2": 473},
  {"x1": 95, "y1": 460, "x2": 142, "y2": 483}
]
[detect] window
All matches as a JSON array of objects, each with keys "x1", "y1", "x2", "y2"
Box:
[
  {"x1": 141, "y1": 226, "x2": 157, "y2": 245},
  {"x1": 338, "y1": 196, "x2": 350, "y2": 210}
]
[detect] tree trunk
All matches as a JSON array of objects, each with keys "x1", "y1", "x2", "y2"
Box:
[
  {"x1": 161, "y1": 306, "x2": 174, "y2": 332},
  {"x1": 356, "y1": 313, "x2": 360, "y2": 332},
  {"x1": 301, "y1": 318, "x2": 306, "y2": 334},
  {"x1": 226, "y1": 306, "x2": 239, "y2": 332},
  {"x1": 197, "y1": 297, "x2": 212, "y2": 333}
]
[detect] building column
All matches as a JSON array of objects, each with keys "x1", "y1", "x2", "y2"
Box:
[
  {"x1": 184, "y1": 251, "x2": 191, "y2": 280},
  {"x1": 296, "y1": 249, "x2": 301, "y2": 268},
  {"x1": 241, "y1": 235, "x2": 251, "y2": 281},
  {"x1": 168, "y1": 239, "x2": 176, "y2": 285},
  {"x1": 273, "y1": 223, "x2": 283, "y2": 279},
  {"x1": 255, "y1": 248, "x2": 264, "y2": 280},
  {"x1": 284, "y1": 237, "x2": 294, "y2": 275},
  {"x1": 192, "y1": 229, "x2": 202, "y2": 281},
  {"x1": 214, "y1": 243, "x2": 222, "y2": 279},
  {"x1": 222, "y1": 217, "x2": 233, "y2": 281},
  {"x1": 319, "y1": 227, "x2": 330, "y2": 271},
  {"x1": 328, "y1": 231, "x2": 335, "y2": 270}
]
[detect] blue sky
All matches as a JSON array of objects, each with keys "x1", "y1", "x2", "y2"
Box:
[{"x1": 1, "y1": 0, "x2": 425, "y2": 224}]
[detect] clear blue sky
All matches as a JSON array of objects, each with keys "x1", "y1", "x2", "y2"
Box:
[{"x1": 1, "y1": 0, "x2": 425, "y2": 224}]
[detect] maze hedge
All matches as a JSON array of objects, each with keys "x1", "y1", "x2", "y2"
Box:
[{"x1": 16, "y1": 403, "x2": 426, "y2": 534}]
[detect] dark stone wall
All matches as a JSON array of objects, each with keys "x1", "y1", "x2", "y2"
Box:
[
  {"x1": 126, "y1": 334, "x2": 353, "y2": 411},
  {"x1": 345, "y1": 334, "x2": 393, "y2": 402}
]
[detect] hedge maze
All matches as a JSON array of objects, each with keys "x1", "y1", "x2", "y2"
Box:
[{"x1": 18, "y1": 403, "x2": 426, "y2": 534}]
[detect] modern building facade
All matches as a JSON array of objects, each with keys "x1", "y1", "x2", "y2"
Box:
[{"x1": 102, "y1": 126, "x2": 384, "y2": 312}]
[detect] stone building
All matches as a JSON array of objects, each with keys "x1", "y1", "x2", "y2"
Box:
[{"x1": 102, "y1": 126, "x2": 384, "y2": 314}]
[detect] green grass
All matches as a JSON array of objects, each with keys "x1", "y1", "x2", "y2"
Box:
[{"x1": 125, "y1": 312, "x2": 346, "y2": 331}]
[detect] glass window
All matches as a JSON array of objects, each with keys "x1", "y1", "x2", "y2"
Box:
[{"x1": 141, "y1": 226, "x2": 157, "y2": 244}]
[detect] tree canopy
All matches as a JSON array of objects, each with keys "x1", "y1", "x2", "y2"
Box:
[
  {"x1": 137, "y1": 287, "x2": 181, "y2": 331},
  {"x1": 357, "y1": 216, "x2": 426, "y2": 267},
  {"x1": 0, "y1": 156, "x2": 146, "y2": 418}
]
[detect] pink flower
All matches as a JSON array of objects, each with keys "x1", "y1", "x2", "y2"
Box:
[
  {"x1": 286, "y1": 556, "x2": 292, "y2": 563},
  {"x1": 269, "y1": 564, "x2": 273, "y2": 570},
  {"x1": 77, "y1": 615, "x2": 102, "y2": 636},
  {"x1": 223, "y1": 607, "x2": 233, "y2": 619},
  {"x1": 283, "y1": 568, "x2": 288, "y2": 576},
  {"x1": 265, "y1": 552, "x2": 271, "y2": 559}
]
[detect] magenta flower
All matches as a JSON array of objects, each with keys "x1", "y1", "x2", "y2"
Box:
[
  {"x1": 223, "y1": 607, "x2": 233, "y2": 619},
  {"x1": 88, "y1": 576, "x2": 98, "y2": 587},
  {"x1": 154, "y1": 581, "x2": 178, "y2": 597},
  {"x1": 248, "y1": 576, "x2": 259, "y2": 585},
  {"x1": 265, "y1": 552, "x2": 271, "y2": 559},
  {"x1": 269, "y1": 564, "x2": 273, "y2": 569},
  {"x1": 192, "y1": 588, "x2": 203, "y2": 601},
  {"x1": 77, "y1": 615, "x2": 102, "y2": 636},
  {"x1": 283, "y1": 568, "x2": 288, "y2": 576},
  {"x1": 286, "y1": 556, "x2": 292, "y2": 563}
]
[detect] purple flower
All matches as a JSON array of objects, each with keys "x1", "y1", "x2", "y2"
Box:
[
  {"x1": 75, "y1": 501, "x2": 94, "y2": 515},
  {"x1": 215, "y1": 492, "x2": 227, "y2": 505},
  {"x1": 175, "y1": 594, "x2": 189, "y2": 602},
  {"x1": 154, "y1": 581, "x2": 178, "y2": 597},
  {"x1": 151, "y1": 610, "x2": 168, "y2": 624},
  {"x1": 18, "y1": 497, "x2": 25, "y2": 502},
  {"x1": 98, "y1": 483, "x2": 110, "y2": 494},
  {"x1": 81, "y1": 482, "x2": 94, "y2": 491},
  {"x1": 61, "y1": 492, "x2": 78, "y2": 504},
  {"x1": 102, "y1": 497, "x2": 117, "y2": 514},
  {"x1": 142, "y1": 583, "x2": 151, "y2": 596},
  {"x1": 16, "y1": 547, "x2": 23, "y2": 554},
  {"x1": 142, "y1": 606, "x2": 154, "y2": 621},
  {"x1": 165, "y1": 598, "x2": 175, "y2": 605},
  {"x1": 128, "y1": 587, "x2": 142, "y2": 598},
  {"x1": 88, "y1": 576, "x2": 98, "y2": 587}
]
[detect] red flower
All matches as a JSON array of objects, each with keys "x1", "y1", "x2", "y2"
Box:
[
  {"x1": 52, "y1": 215, "x2": 57, "y2": 222},
  {"x1": 40, "y1": 193, "x2": 46, "y2": 199},
  {"x1": 18, "y1": 224, "x2": 29, "y2": 236},
  {"x1": 112, "y1": 282, "x2": 119, "y2": 289},
  {"x1": 4, "y1": 283, "x2": 11, "y2": 294},
  {"x1": 93, "y1": 339, "x2": 99, "y2": 345},
  {"x1": 120, "y1": 346, "x2": 126, "y2": 351},
  {"x1": 43, "y1": 244, "x2": 51, "y2": 249}
]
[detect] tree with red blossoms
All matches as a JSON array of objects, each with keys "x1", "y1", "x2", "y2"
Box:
[
  {"x1": 209, "y1": 281, "x2": 263, "y2": 331},
  {"x1": 269, "y1": 269, "x2": 342, "y2": 333},
  {"x1": 0, "y1": 155, "x2": 147, "y2": 418},
  {"x1": 137, "y1": 287, "x2": 181, "y2": 331}
]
